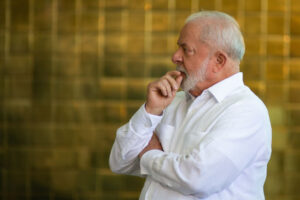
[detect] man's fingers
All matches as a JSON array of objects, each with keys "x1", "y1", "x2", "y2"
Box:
[
  {"x1": 165, "y1": 71, "x2": 183, "y2": 91},
  {"x1": 167, "y1": 70, "x2": 181, "y2": 77},
  {"x1": 176, "y1": 74, "x2": 183, "y2": 86},
  {"x1": 161, "y1": 79, "x2": 172, "y2": 97},
  {"x1": 164, "y1": 75, "x2": 179, "y2": 91},
  {"x1": 149, "y1": 70, "x2": 182, "y2": 98}
]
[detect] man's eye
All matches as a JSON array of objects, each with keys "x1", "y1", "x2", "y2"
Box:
[
  {"x1": 183, "y1": 47, "x2": 189, "y2": 52},
  {"x1": 183, "y1": 48, "x2": 193, "y2": 54}
]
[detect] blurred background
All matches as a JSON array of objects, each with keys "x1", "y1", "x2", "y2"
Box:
[{"x1": 0, "y1": 0, "x2": 299, "y2": 199}]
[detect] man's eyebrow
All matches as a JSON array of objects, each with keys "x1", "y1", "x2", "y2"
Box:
[{"x1": 177, "y1": 42, "x2": 187, "y2": 47}]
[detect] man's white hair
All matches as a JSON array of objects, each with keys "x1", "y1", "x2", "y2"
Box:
[{"x1": 185, "y1": 11, "x2": 245, "y2": 61}]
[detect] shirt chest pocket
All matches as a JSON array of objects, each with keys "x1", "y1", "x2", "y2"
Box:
[
  {"x1": 182, "y1": 131, "x2": 212, "y2": 153},
  {"x1": 155, "y1": 123, "x2": 174, "y2": 152}
]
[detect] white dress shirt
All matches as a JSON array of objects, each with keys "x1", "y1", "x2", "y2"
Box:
[{"x1": 109, "y1": 72, "x2": 272, "y2": 200}]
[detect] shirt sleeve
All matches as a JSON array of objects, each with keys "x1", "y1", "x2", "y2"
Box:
[
  {"x1": 139, "y1": 101, "x2": 272, "y2": 198},
  {"x1": 109, "y1": 104, "x2": 163, "y2": 176}
]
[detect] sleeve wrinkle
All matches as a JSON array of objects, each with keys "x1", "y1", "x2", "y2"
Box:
[{"x1": 142, "y1": 147, "x2": 240, "y2": 198}]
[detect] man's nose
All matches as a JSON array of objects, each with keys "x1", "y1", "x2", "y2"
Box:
[{"x1": 172, "y1": 49, "x2": 183, "y2": 65}]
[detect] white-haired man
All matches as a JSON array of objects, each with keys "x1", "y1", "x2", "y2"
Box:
[{"x1": 109, "y1": 10, "x2": 272, "y2": 200}]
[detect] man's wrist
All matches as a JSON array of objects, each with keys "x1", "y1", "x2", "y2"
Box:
[{"x1": 145, "y1": 103, "x2": 163, "y2": 116}]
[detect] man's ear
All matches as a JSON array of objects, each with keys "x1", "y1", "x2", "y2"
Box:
[{"x1": 213, "y1": 51, "x2": 227, "y2": 73}]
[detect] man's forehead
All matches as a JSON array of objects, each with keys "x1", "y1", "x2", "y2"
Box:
[
  {"x1": 179, "y1": 23, "x2": 200, "y2": 40},
  {"x1": 177, "y1": 31, "x2": 198, "y2": 47}
]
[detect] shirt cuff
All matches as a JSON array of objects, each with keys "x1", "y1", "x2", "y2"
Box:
[
  {"x1": 143, "y1": 104, "x2": 164, "y2": 126},
  {"x1": 129, "y1": 104, "x2": 163, "y2": 137},
  {"x1": 140, "y1": 149, "x2": 165, "y2": 175}
]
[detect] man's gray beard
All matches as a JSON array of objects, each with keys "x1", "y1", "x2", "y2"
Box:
[{"x1": 176, "y1": 58, "x2": 209, "y2": 93}]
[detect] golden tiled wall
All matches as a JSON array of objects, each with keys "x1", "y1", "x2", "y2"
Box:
[{"x1": 0, "y1": 0, "x2": 300, "y2": 199}]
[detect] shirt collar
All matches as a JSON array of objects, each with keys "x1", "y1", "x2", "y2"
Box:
[{"x1": 207, "y1": 72, "x2": 244, "y2": 103}]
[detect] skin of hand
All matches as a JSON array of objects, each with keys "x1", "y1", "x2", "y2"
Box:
[
  {"x1": 139, "y1": 133, "x2": 163, "y2": 159},
  {"x1": 145, "y1": 70, "x2": 183, "y2": 116}
]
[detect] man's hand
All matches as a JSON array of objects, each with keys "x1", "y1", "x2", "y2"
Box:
[
  {"x1": 145, "y1": 71, "x2": 183, "y2": 115},
  {"x1": 139, "y1": 133, "x2": 163, "y2": 159}
]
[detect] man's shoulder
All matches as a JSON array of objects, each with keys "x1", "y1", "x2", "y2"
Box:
[{"x1": 226, "y1": 86, "x2": 270, "y2": 118}]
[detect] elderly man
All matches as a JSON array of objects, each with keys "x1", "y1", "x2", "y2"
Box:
[{"x1": 109, "y1": 11, "x2": 272, "y2": 200}]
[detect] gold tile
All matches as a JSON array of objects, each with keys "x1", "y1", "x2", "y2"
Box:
[
  {"x1": 81, "y1": 0, "x2": 99, "y2": 13},
  {"x1": 289, "y1": 85, "x2": 300, "y2": 103},
  {"x1": 268, "y1": 14, "x2": 284, "y2": 35},
  {"x1": 80, "y1": 55, "x2": 99, "y2": 77},
  {"x1": 168, "y1": 33, "x2": 179, "y2": 54},
  {"x1": 245, "y1": 0, "x2": 261, "y2": 11},
  {"x1": 272, "y1": 128, "x2": 287, "y2": 150},
  {"x1": 222, "y1": 0, "x2": 239, "y2": 11},
  {"x1": 100, "y1": 79, "x2": 123, "y2": 100},
  {"x1": 51, "y1": 171, "x2": 77, "y2": 192},
  {"x1": 105, "y1": 0, "x2": 126, "y2": 8},
  {"x1": 266, "y1": 84, "x2": 285, "y2": 104},
  {"x1": 244, "y1": 15, "x2": 261, "y2": 35},
  {"x1": 57, "y1": 0, "x2": 76, "y2": 33},
  {"x1": 173, "y1": 12, "x2": 190, "y2": 32},
  {"x1": 99, "y1": 13, "x2": 105, "y2": 31},
  {"x1": 127, "y1": 79, "x2": 146, "y2": 100},
  {"x1": 127, "y1": 33, "x2": 144, "y2": 55},
  {"x1": 55, "y1": 34, "x2": 76, "y2": 55},
  {"x1": 150, "y1": 57, "x2": 173, "y2": 77},
  {"x1": 291, "y1": 14, "x2": 300, "y2": 35},
  {"x1": 128, "y1": 12, "x2": 145, "y2": 32},
  {"x1": 128, "y1": 0, "x2": 145, "y2": 9},
  {"x1": 221, "y1": 11, "x2": 238, "y2": 21},
  {"x1": 290, "y1": 37, "x2": 300, "y2": 57},
  {"x1": 105, "y1": 11, "x2": 122, "y2": 31},
  {"x1": 291, "y1": 0, "x2": 300, "y2": 12},
  {"x1": 105, "y1": 33, "x2": 126, "y2": 54},
  {"x1": 57, "y1": 0, "x2": 75, "y2": 11},
  {"x1": 80, "y1": 33, "x2": 99, "y2": 55},
  {"x1": 244, "y1": 36, "x2": 261, "y2": 55},
  {"x1": 0, "y1": 0, "x2": 4, "y2": 30},
  {"x1": 0, "y1": 32, "x2": 4, "y2": 55},
  {"x1": 6, "y1": 56, "x2": 31, "y2": 75},
  {"x1": 6, "y1": 77, "x2": 32, "y2": 99},
  {"x1": 54, "y1": 58, "x2": 79, "y2": 77},
  {"x1": 289, "y1": 109, "x2": 300, "y2": 126},
  {"x1": 104, "y1": 56, "x2": 125, "y2": 77},
  {"x1": 152, "y1": 0, "x2": 168, "y2": 9},
  {"x1": 152, "y1": 12, "x2": 169, "y2": 32},
  {"x1": 266, "y1": 59, "x2": 285, "y2": 81},
  {"x1": 127, "y1": 57, "x2": 146, "y2": 77},
  {"x1": 269, "y1": 106, "x2": 286, "y2": 126},
  {"x1": 267, "y1": 38, "x2": 284, "y2": 56},
  {"x1": 10, "y1": 0, "x2": 29, "y2": 31},
  {"x1": 151, "y1": 34, "x2": 168, "y2": 54},
  {"x1": 57, "y1": 12, "x2": 76, "y2": 33},
  {"x1": 34, "y1": 0, "x2": 53, "y2": 32},
  {"x1": 81, "y1": 13, "x2": 99, "y2": 33},
  {"x1": 10, "y1": 32, "x2": 29, "y2": 55},
  {"x1": 290, "y1": 59, "x2": 300, "y2": 80},
  {"x1": 241, "y1": 56, "x2": 262, "y2": 81},
  {"x1": 268, "y1": 0, "x2": 287, "y2": 12},
  {"x1": 176, "y1": 0, "x2": 191, "y2": 10},
  {"x1": 199, "y1": 0, "x2": 215, "y2": 10},
  {"x1": 33, "y1": 33, "x2": 52, "y2": 56}
]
